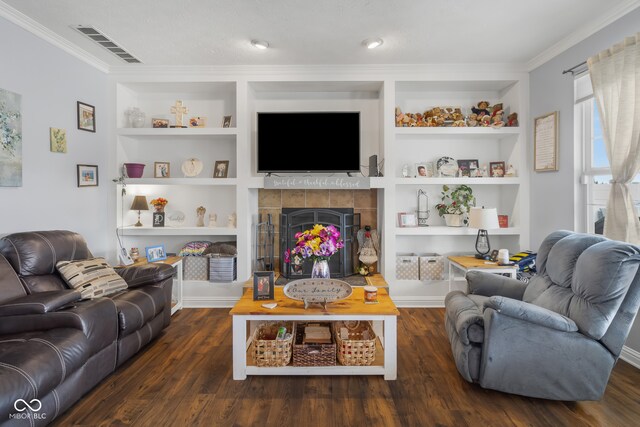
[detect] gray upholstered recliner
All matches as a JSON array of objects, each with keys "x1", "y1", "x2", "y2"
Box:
[{"x1": 445, "y1": 230, "x2": 640, "y2": 401}]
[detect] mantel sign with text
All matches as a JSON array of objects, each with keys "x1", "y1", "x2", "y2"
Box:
[
  {"x1": 283, "y1": 279, "x2": 353, "y2": 304},
  {"x1": 264, "y1": 176, "x2": 370, "y2": 189}
]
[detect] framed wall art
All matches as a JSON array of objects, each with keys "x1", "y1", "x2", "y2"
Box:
[
  {"x1": 50, "y1": 127, "x2": 67, "y2": 153},
  {"x1": 77, "y1": 101, "x2": 95, "y2": 132},
  {"x1": 253, "y1": 271, "x2": 274, "y2": 301},
  {"x1": 534, "y1": 111, "x2": 559, "y2": 172},
  {"x1": 214, "y1": 160, "x2": 229, "y2": 178},
  {"x1": 77, "y1": 164, "x2": 98, "y2": 187}
]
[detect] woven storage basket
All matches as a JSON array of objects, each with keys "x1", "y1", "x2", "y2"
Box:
[
  {"x1": 253, "y1": 321, "x2": 295, "y2": 367},
  {"x1": 293, "y1": 322, "x2": 336, "y2": 366},
  {"x1": 333, "y1": 321, "x2": 377, "y2": 366}
]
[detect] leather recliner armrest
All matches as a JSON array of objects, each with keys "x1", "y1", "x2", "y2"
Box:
[
  {"x1": 115, "y1": 263, "x2": 175, "y2": 288},
  {"x1": 0, "y1": 289, "x2": 81, "y2": 316}
]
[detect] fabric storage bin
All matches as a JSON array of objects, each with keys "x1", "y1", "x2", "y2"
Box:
[
  {"x1": 209, "y1": 255, "x2": 237, "y2": 282},
  {"x1": 253, "y1": 321, "x2": 295, "y2": 367},
  {"x1": 396, "y1": 253, "x2": 419, "y2": 280},
  {"x1": 183, "y1": 256, "x2": 209, "y2": 281},
  {"x1": 333, "y1": 320, "x2": 377, "y2": 366},
  {"x1": 293, "y1": 322, "x2": 336, "y2": 366},
  {"x1": 419, "y1": 253, "x2": 445, "y2": 280}
]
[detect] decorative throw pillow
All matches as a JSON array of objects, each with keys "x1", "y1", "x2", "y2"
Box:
[
  {"x1": 178, "y1": 241, "x2": 213, "y2": 257},
  {"x1": 56, "y1": 258, "x2": 128, "y2": 299}
]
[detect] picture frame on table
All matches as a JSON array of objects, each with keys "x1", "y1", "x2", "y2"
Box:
[
  {"x1": 253, "y1": 271, "x2": 274, "y2": 301},
  {"x1": 77, "y1": 164, "x2": 98, "y2": 187},
  {"x1": 77, "y1": 101, "x2": 95, "y2": 132},
  {"x1": 145, "y1": 244, "x2": 167, "y2": 262},
  {"x1": 213, "y1": 160, "x2": 229, "y2": 178},
  {"x1": 490, "y1": 161, "x2": 506, "y2": 177},
  {"x1": 457, "y1": 159, "x2": 479, "y2": 177},
  {"x1": 189, "y1": 116, "x2": 206, "y2": 128},
  {"x1": 154, "y1": 162, "x2": 170, "y2": 178},
  {"x1": 415, "y1": 163, "x2": 427, "y2": 177},
  {"x1": 152, "y1": 118, "x2": 169, "y2": 128}
]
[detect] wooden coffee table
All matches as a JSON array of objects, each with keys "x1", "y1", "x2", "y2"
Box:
[{"x1": 229, "y1": 285, "x2": 399, "y2": 380}]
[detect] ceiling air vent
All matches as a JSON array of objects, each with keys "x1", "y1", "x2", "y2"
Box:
[{"x1": 72, "y1": 25, "x2": 141, "y2": 64}]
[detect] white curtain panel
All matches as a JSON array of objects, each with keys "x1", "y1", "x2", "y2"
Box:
[{"x1": 588, "y1": 33, "x2": 640, "y2": 244}]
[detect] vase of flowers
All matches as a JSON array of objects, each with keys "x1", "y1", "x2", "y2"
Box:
[
  {"x1": 150, "y1": 197, "x2": 168, "y2": 212},
  {"x1": 284, "y1": 224, "x2": 344, "y2": 279},
  {"x1": 435, "y1": 185, "x2": 475, "y2": 227}
]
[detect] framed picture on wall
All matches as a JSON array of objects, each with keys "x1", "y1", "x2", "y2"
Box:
[
  {"x1": 534, "y1": 111, "x2": 559, "y2": 172},
  {"x1": 77, "y1": 101, "x2": 95, "y2": 132},
  {"x1": 77, "y1": 164, "x2": 98, "y2": 187}
]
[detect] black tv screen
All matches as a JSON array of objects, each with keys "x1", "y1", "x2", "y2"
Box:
[{"x1": 257, "y1": 112, "x2": 360, "y2": 173}]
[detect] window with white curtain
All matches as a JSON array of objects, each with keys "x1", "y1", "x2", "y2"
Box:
[{"x1": 576, "y1": 74, "x2": 640, "y2": 234}]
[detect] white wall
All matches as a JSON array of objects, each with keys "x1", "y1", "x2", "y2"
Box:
[
  {"x1": 0, "y1": 17, "x2": 109, "y2": 255},
  {"x1": 529, "y1": 8, "x2": 640, "y2": 356}
]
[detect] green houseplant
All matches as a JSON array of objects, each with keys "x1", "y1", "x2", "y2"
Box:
[{"x1": 435, "y1": 185, "x2": 476, "y2": 226}]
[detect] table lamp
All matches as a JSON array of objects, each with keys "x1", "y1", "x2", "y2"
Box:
[
  {"x1": 469, "y1": 207, "x2": 499, "y2": 259},
  {"x1": 130, "y1": 195, "x2": 149, "y2": 227}
]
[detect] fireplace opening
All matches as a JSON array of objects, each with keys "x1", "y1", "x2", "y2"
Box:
[{"x1": 279, "y1": 208, "x2": 360, "y2": 278}]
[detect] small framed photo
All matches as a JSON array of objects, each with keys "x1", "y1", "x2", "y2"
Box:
[
  {"x1": 457, "y1": 159, "x2": 479, "y2": 177},
  {"x1": 145, "y1": 244, "x2": 167, "y2": 262},
  {"x1": 77, "y1": 164, "x2": 98, "y2": 187},
  {"x1": 415, "y1": 163, "x2": 428, "y2": 177},
  {"x1": 50, "y1": 127, "x2": 67, "y2": 153},
  {"x1": 152, "y1": 118, "x2": 169, "y2": 128},
  {"x1": 213, "y1": 160, "x2": 229, "y2": 178},
  {"x1": 398, "y1": 212, "x2": 418, "y2": 227},
  {"x1": 189, "y1": 116, "x2": 206, "y2": 128},
  {"x1": 222, "y1": 115, "x2": 232, "y2": 128},
  {"x1": 498, "y1": 214, "x2": 509, "y2": 228},
  {"x1": 77, "y1": 101, "x2": 95, "y2": 132},
  {"x1": 490, "y1": 249, "x2": 499, "y2": 262},
  {"x1": 490, "y1": 161, "x2": 506, "y2": 177},
  {"x1": 154, "y1": 162, "x2": 170, "y2": 178},
  {"x1": 253, "y1": 271, "x2": 274, "y2": 301}
]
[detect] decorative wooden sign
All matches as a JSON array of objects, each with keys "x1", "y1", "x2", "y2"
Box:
[
  {"x1": 284, "y1": 279, "x2": 353, "y2": 308},
  {"x1": 264, "y1": 176, "x2": 370, "y2": 189}
]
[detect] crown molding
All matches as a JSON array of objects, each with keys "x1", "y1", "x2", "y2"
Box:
[
  {"x1": 526, "y1": 0, "x2": 640, "y2": 71},
  {"x1": 0, "y1": 1, "x2": 110, "y2": 73}
]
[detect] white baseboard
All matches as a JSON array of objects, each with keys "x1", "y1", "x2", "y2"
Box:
[
  {"x1": 620, "y1": 345, "x2": 640, "y2": 369},
  {"x1": 392, "y1": 296, "x2": 445, "y2": 308},
  {"x1": 183, "y1": 296, "x2": 239, "y2": 308}
]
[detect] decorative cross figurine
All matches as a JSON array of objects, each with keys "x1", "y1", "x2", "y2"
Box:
[{"x1": 170, "y1": 100, "x2": 189, "y2": 127}]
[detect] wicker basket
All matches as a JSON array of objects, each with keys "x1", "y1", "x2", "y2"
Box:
[
  {"x1": 253, "y1": 321, "x2": 295, "y2": 367},
  {"x1": 333, "y1": 321, "x2": 377, "y2": 366},
  {"x1": 293, "y1": 322, "x2": 336, "y2": 366}
]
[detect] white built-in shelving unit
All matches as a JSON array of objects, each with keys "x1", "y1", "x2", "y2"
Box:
[{"x1": 109, "y1": 68, "x2": 529, "y2": 308}]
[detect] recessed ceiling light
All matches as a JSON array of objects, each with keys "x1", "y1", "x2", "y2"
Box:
[
  {"x1": 363, "y1": 38, "x2": 384, "y2": 49},
  {"x1": 251, "y1": 39, "x2": 269, "y2": 50}
]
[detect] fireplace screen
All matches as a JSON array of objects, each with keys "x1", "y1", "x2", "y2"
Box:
[{"x1": 280, "y1": 208, "x2": 360, "y2": 278}]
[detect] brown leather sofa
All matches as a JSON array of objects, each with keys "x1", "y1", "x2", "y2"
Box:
[{"x1": 0, "y1": 231, "x2": 174, "y2": 426}]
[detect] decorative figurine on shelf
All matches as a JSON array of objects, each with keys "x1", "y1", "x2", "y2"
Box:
[
  {"x1": 481, "y1": 165, "x2": 489, "y2": 177},
  {"x1": 505, "y1": 164, "x2": 517, "y2": 177},
  {"x1": 467, "y1": 113, "x2": 478, "y2": 127},
  {"x1": 507, "y1": 112, "x2": 519, "y2": 127},
  {"x1": 402, "y1": 164, "x2": 410, "y2": 178},
  {"x1": 357, "y1": 225, "x2": 380, "y2": 276},
  {"x1": 170, "y1": 100, "x2": 189, "y2": 128},
  {"x1": 227, "y1": 212, "x2": 237, "y2": 228},
  {"x1": 491, "y1": 110, "x2": 505, "y2": 128},
  {"x1": 126, "y1": 107, "x2": 145, "y2": 128},
  {"x1": 472, "y1": 101, "x2": 491, "y2": 118},
  {"x1": 129, "y1": 248, "x2": 140, "y2": 262},
  {"x1": 480, "y1": 114, "x2": 491, "y2": 127},
  {"x1": 196, "y1": 206, "x2": 206, "y2": 227},
  {"x1": 208, "y1": 213, "x2": 217, "y2": 227}
]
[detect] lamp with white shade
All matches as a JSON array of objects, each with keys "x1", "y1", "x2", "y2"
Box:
[{"x1": 469, "y1": 207, "x2": 499, "y2": 259}]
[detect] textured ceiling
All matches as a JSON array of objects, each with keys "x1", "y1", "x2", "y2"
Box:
[{"x1": 2, "y1": 0, "x2": 638, "y2": 67}]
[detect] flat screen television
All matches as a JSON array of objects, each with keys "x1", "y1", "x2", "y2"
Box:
[{"x1": 257, "y1": 112, "x2": 360, "y2": 173}]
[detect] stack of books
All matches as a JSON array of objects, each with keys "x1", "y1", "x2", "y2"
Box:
[{"x1": 303, "y1": 324, "x2": 332, "y2": 344}]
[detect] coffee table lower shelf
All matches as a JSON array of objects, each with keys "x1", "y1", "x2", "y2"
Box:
[{"x1": 245, "y1": 338, "x2": 385, "y2": 376}]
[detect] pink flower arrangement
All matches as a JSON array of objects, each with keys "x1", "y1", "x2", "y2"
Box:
[{"x1": 284, "y1": 224, "x2": 344, "y2": 263}]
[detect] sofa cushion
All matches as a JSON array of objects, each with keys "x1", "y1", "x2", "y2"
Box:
[
  {"x1": 57, "y1": 258, "x2": 128, "y2": 299},
  {"x1": 0, "y1": 328, "x2": 90, "y2": 417},
  {"x1": 112, "y1": 286, "x2": 165, "y2": 337}
]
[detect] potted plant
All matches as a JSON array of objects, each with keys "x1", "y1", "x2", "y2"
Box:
[{"x1": 435, "y1": 185, "x2": 475, "y2": 226}]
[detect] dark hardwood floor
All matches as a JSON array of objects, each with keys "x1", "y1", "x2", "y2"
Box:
[{"x1": 53, "y1": 308, "x2": 640, "y2": 427}]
